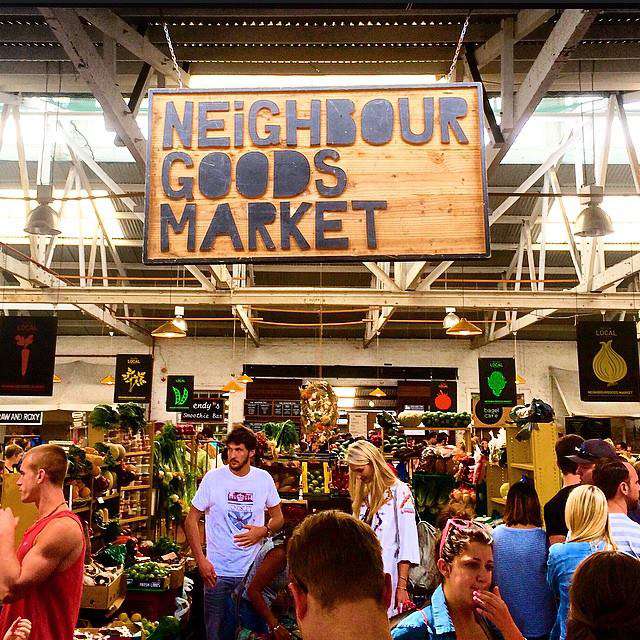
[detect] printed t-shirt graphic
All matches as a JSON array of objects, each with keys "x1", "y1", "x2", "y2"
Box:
[{"x1": 227, "y1": 490, "x2": 255, "y2": 535}]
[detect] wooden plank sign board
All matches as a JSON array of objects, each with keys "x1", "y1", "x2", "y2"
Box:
[{"x1": 144, "y1": 83, "x2": 489, "y2": 264}]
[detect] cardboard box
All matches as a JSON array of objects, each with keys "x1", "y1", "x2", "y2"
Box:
[
  {"x1": 81, "y1": 571, "x2": 124, "y2": 610},
  {"x1": 167, "y1": 560, "x2": 186, "y2": 590}
]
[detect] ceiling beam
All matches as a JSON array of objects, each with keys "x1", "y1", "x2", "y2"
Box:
[
  {"x1": 381, "y1": 131, "x2": 576, "y2": 311},
  {"x1": 476, "y1": 250, "x2": 640, "y2": 345},
  {"x1": 40, "y1": 8, "x2": 146, "y2": 167},
  {"x1": 4, "y1": 286, "x2": 640, "y2": 313},
  {"x1": 488, "y1": 9, "x2": 598, "y2": 170},
  {"x1": 474, "y1": 9, "x2": 555, "y2": 68},
  {"x1": 76, "y1": 8, "x2": 189, "y2": 85},
  {"x1": 0, "y1": 248, "x2": 151, "y2": 345},
  {"x1": 185, "y1": 263, "x2": 258, "y2": 343},
  {"x1": 233, "y1": 303, "x2": 260, "y2": 347},
  {"x1": 8, "y1": 236, "x2": 640, "y2": 254},
  {"x1": 363, "y1": 262, "x2": 402, "y2": 292}
]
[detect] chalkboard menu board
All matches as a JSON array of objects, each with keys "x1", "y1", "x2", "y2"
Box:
[{"x1": 244, "y1": 399, "x2": 301, "y2": 420}]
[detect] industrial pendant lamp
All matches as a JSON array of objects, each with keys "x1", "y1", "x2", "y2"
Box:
[
  {"x1": 53, "y1": 374, "x2": 62, "y2": 383},
  {"x1": 222, "y1": 379, "x2": 243, "y2": 393},
  {"x1": 446, "y1": 317, "x2": 483, "y2": 337},
  {"x1": 237, "y1": 373, "x2": 253, "y2": 383},
  {"x1": 574, "y1": 185, "x2": 613, "y2": 238},
  {"x1": 369, "y1": 387, "x2": 387, "y2": 397},
  {"x1": 151, "y1": 306, "x2": 187, "y2": 338},
  {"x1": 24, "y1": 185, "x2": 61, "y2": 236},
  {"x1": 100, "y1": 374, "x2": 116, "y2": 385},
  {"x1": 442, "y1": 307, "x2": 460, "y2": 329}
]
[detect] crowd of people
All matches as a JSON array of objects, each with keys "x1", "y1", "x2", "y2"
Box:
[{"x1": 2, "y1": 426, "x2": 640, "y2": 640}]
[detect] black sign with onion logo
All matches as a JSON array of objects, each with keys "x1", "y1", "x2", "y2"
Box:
[{"x1": 576, "y1": 321, "x2": 640, "y2": 402}]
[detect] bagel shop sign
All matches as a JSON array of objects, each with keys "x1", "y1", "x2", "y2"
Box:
[{"x1": 144, "y1": 84, "x2": 489, "y2": 264}]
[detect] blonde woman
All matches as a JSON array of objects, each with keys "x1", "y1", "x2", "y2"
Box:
[
  {"x1": 346, "y1": 440, "x2": 420, "y2": 617},
  {"x1": 547, "y1": 484, "x2": 615, "y2": 640}
]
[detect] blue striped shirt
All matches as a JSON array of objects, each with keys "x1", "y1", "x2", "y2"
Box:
[{"x1": 609, "y1": 512, "x2": 640, "y2": 559}]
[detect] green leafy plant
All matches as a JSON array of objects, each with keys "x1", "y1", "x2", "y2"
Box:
[
  {"x1": 154, "y1": 423, "x2": 196, "y2": 529},
  {"x1": 117, "y1": 403, "x2": 146, "y2": 433},
  {"x1": 89, "y1": 404, "x2": 119, "y2": 430},
  {"x1": 264, "y1": 420, "x2": 299, "y2": 453}
]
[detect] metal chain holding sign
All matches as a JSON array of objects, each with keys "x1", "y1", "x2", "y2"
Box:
[
  {"x1": 447, "y1": 15, "x2": 471, "y2": 82},
  {"x1": 163, "y1": 22, "x2": 184, "y2": 89}
]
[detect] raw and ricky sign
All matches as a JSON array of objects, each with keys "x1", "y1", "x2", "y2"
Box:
[{"x1": 144, "y1": 83, "x2": 489, "y2": 264}]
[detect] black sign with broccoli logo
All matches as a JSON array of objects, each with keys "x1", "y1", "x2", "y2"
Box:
[{"x1": 478, "y1": 358, "x2": 516, "y2": 408}]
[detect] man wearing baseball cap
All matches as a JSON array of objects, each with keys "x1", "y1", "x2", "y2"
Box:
[{"x1": 567, "y1": 438, "x2": 619, "y2": 485}]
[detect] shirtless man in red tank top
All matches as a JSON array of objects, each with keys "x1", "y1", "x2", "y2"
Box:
[{"x1": 0, "y1": 445, "x2": 86, "y2": 640}]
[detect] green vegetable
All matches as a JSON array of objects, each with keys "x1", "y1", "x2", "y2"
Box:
[
  {"x1": 95, "y1": 543, "x2": 126, "y2": 567},
  {"x1": 263, "y1": 420, "x2": 299, "y2": 453},
  {"x1": 117, "y1": 403, "x2": 146, "y2": 433},
  {"x1": 154, "y1": 423, "x2": 196, "y2": 527},
  {"x1": 152, "y1": 537, "x2": 180, "y2": 557},
  {"x1": 147, "y1": 616, "x2": 181, "y2": 640},
  {"x1": 90, "y1": 404, "x2": 119, "y2": 430}
]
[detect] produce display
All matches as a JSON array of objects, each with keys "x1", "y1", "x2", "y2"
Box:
[
  {"x1": 262, "y1": 459, "x2": 301, "y2": 494},
  {"x1": 75, "y1": 615, "x2": 180, "y2": 640},
  {"x1": 303, "y1": 463, "x2": 329, "y2": 495},
  {"x1": 397, "y1": 410, "x2": 424, "y2": 428},
  {"x1": 330, "y1": 463, "x2": 350, "y2": 495},
  {"x1": 383, "y1": 433, "x2": 408, "y2": 456},
  {"x1": 154, "y1": 423, "x2": 196, "y2": 528},
  {"x1": 83, "y1": 560, "x2": 121, "y2": 587},
  {"x1": 90, "y1": 403, "x2": 146, "y2": 434},
  {"x1": 126, "y1": 561, "x2": 170, "y2": 584},
  {"x1": 412, "y1": 473, "x2": 456, "y2": 523},
  {"x1": 422, "y1": 411, "x2": 472, "y2": 428},
  {"x1": 263, "y1": 420, "x2": 299, "y2": 454},
  {"x1": 118, "y1": 613, "x2": 158, "y2": 639}
]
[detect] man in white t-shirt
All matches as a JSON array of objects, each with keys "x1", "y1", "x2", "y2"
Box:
[
  {"x1": 593, "y1": 457, "x2": 640, "y2": 558},
  {"x1": 185, "y1": 426, "x2": 283, "y2": 640}
]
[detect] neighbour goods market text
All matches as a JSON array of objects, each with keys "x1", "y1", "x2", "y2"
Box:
[{"x1": 158, "y1": 95, "x2": 470, "y2": 253}]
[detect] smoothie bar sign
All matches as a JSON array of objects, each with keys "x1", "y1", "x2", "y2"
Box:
[{"x1": 144, "y1": 84, "x2": 489, "y2": 264}]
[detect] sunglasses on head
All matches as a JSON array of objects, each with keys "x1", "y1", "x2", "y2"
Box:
[
  {"x1": 572, "y1": 444, "x2": 597, "y2": 460},
  {"x1": 439, "y1": 518, "x2": 490, "y2": 557}
]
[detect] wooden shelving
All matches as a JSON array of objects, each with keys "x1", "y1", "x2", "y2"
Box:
[
  {"x1": 121, "y1": 484, "x2": 151, "y2": 491},
  {"x1": 125, "y1": 451, "x2": 151, "y2": 457},
  {"x1": 486, "y1": 424, "x2": 561, "y2": 519},
  {"x1": 120, "y1": 515, "x2": 148, "y2": 525}
]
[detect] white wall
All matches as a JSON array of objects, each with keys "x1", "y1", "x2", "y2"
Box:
[{"x1": 48, "y1": 336, "x2": 581, "y2": 423}]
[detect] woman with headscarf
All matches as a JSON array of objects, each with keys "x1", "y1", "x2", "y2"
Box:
[{"x1": 346, "y1": 439, "x2": 420, "y2": 617}]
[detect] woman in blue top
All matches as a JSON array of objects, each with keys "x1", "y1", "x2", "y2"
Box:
[
  {"x1": 392, "y1": 519, "x2": 525, "y2": 640},
  {"x1": 547, "y1": 484, "x2": 614, "y2": 640},
  {"x1": 492, "y1": 479, "x2": 556, "y2": 640}
]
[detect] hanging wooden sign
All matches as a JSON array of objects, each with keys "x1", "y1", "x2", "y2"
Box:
[{"x1": 144, "y1": 83, "x2": 489, "y2": 264}]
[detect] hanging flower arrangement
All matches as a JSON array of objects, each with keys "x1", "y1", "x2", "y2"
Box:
[{"x1": 300, "y1": 380, "x2": 339, "y2": 434}]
